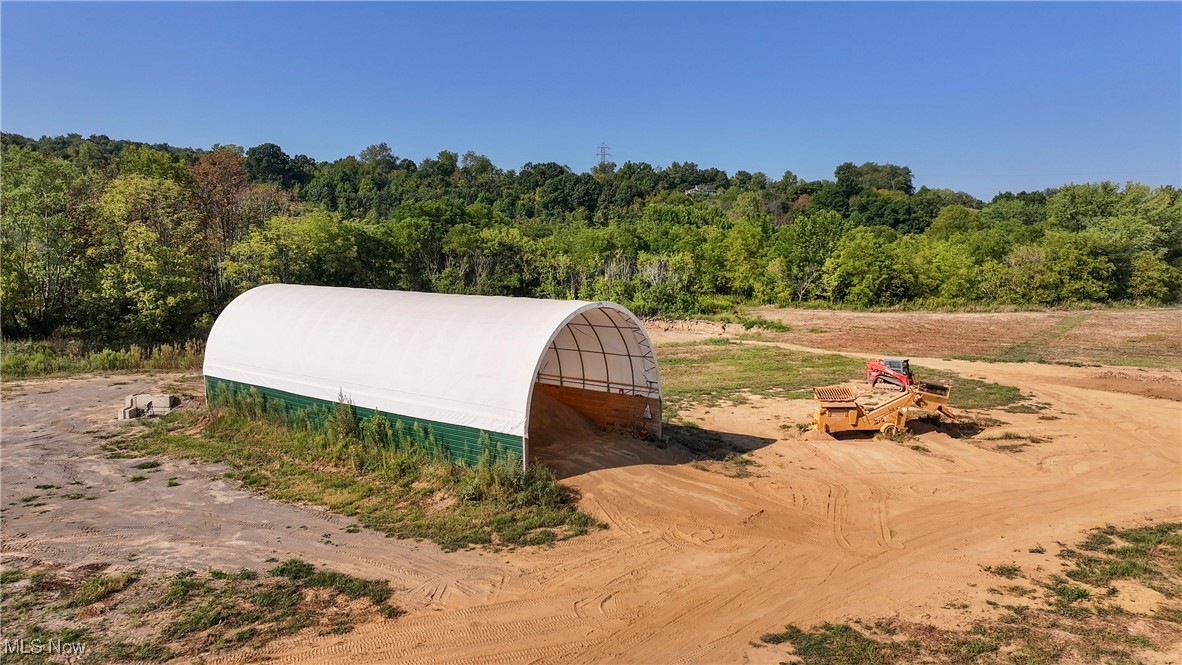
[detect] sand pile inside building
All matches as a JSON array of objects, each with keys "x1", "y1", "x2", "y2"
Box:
[{"x1": 528, "y1": 387, "x2": 599, "y2": 447}]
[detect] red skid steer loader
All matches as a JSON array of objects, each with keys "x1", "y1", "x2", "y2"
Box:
[{"x1": 867, "y1": 357, "x2": 914, "y2": 390}]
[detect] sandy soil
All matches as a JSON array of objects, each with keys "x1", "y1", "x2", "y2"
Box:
[
  {"x1": 1, "y1": 317, "x2": 1180, "y2": 663},
  {"x1": 1061, "y1": 369, "x2": 1182, "y2": 402}
]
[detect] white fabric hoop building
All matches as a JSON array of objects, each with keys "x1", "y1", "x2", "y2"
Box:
[{"x1": 203, "y1": 285, "x2": 661, "y2": 452}]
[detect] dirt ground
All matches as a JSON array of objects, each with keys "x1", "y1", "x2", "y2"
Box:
[
  {"x1": 0, "y1": 374, "x2": 514, "y2": 614},
  {"x1": 1, "y1": 310, "x2": 1180, "y2": 664},
  {"x1": 740, "y1": 306, "x2": 1182, "y2": 367}
]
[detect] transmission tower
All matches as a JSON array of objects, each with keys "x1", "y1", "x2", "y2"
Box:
[{"x1": 596, "y1": 143, "x2": 612, "y2": 165}]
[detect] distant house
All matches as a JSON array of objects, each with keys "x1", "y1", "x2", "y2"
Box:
[{"x1": 684, "y1": 184, "x2": 717, "y2": 196}]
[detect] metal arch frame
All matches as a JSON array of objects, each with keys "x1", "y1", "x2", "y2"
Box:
[
  {"x1": 602, "y1": 308, "x2": 659, "y2": 394},
  {"x1": 523, "y1": 302, "x2": 662, "y2": 469},
  {"x1": 577, "y1": 311, "x2": 611, "y2": 392},
  {"x1": 538, "y1": 318, "x2": 657, "y2": 395}
]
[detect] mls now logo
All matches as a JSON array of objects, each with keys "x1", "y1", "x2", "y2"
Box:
[{"x1": 4, "y1": 638, "x2": 88, "y2": 657}]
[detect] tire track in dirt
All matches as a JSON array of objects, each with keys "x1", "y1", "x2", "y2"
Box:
[
  {"x1": 870, "y1": 485, "x2": 902, "y2": 551},
  {"x1": 222, "y1": 592, "x2": 646, "y2": 665},
  {"x1": 823, "y1": 483, "x2": 857, "y2": 556}
]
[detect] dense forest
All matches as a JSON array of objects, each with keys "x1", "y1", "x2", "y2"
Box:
[{"x1": 2, "y1": 131, "x2": 1180, "y2": 343}]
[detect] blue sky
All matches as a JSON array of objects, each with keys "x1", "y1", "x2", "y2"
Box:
[{"x1": 2, "y1": 2, "x2": 1179, "y2": 198}]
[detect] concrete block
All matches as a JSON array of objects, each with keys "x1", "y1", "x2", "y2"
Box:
[
  {"x1": 119, "y1": 394, "x2": 179, "y2": 418},
  {"x1": 131, "y1": 393, "x2": 172, "y2": 409}
]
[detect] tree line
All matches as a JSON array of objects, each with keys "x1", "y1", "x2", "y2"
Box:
[{"x1": 2, "y1": 131, "x2": 1179, "y2": 343}]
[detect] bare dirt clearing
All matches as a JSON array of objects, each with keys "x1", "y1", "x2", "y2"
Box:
[
  {"x1": 2, "y1": 309, "x2": 1180, "y2": 663},
  {"x1": 741, "y1": 306, "x2": 1182, "y2": 368},
  {"x1": 0, "y1": 374, "x2": 514, "y2": 614}
]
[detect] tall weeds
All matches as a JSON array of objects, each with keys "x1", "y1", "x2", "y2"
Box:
[
  {"x1": 203, "y1": 384, "x2": 577, "y2": 545},
  {"x1": 1, "y1": 339, "x2": 205, "y2": 379}
]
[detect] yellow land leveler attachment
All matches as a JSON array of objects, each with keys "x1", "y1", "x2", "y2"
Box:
[{"x1": 812, "y1": 382, "x2": 956, "y2": 435}]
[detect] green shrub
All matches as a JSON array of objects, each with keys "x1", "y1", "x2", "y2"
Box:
[
  {"x1": 269, "y1": 559, "x2": 316, "y2": 580},
  {"x1": 982, "y1": 563, "x2": 1023, "y2": 579},
  {"x1": 67, "y1": 572, "x2": 139, "y2": 607}
]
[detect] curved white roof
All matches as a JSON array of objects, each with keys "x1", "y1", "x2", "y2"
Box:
[{"x1": 203, "y1": 285, "x2": 661, "y2": 438}]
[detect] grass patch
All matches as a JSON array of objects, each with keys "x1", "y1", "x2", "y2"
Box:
[
  {"x1": 116, "y1": 390, "x2": 600, "y2": 551},
  {"x1": 957, "y1": 312, "x2": 1089, "y2": 365},
  {"x1": 1045, "y1": 576, "x2": 1090, "y2": 604},
  {"x1": 995, "y1": 443, "x2": 1027, "y2": 453},
  {"x1": 128, "y1": 475, "x2": 147, "y2": 483},
  {"x1": 960, "y1": 636, "x2": 999, "y2": 656},
  {"x1": 760, "y1": 623, "x2": 920, "y2": 662},
  {"x1": 157, "y1": 560, "x2": 401, "y2": 645},
  {"x1": 701, "y1": 313, "x2": 791, "y2": 332},
  {"x1": 740, "y1": 317, "x2": 791, "y2": 332},
  {"x1": 1058, "y1": 522, "x2": 1182, "y2": 592},
  {"x1": 659, "y1": 341, "x2": 863, "y2": 413},
  {"x1": 270, "y1": 559, "x2": 393, "y2": 605},
  {"x1": 1, "y1": 568, "x2": 25, "y2": 584},
  {"x1": 981, "y1": 432, "x2": 1048, "y2": 453},
  {"x1": 981, "y1": 563, "x2": 1023, "y2": 579},
  {"x1": 67, "y1": 572, "x2": 138, "y2": 607},
  {"x1": 1, "y1": 338, "x2": 204, "y2": 379},
  {"x1": 912, "y1": 367, "x2": 1025, "y2": 409},
  {"x1": 754, "y1": 520, "x2": 1182, "y2": 664},
  {"x1": 131, "y1": 460, "x2": 162, "y2": 470},
  {"x1": 158, "y1": 561, "x2": 398, "y2": 644},
  {"x1": 656, "y1": 341, "x2": 1024, "y2": 417},
  {"x1": 1, "y1": 561, "x2": 398, "y2": 662}
]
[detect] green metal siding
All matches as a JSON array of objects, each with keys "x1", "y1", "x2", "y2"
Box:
[{"x1": 204, "y1": 376, "x2": 524, "y2": 467}]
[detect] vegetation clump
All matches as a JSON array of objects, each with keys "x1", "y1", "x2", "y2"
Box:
[
  {"x1": 1, "y1": 339, "x2": 204, "y2": 379},
  {"x1": 0, "y1": 560, "x2": 399, "y2": 663},
  {"x1": 112, "y1": 387, "x2": 602, "y2": 551},
  {"x1": 1058, "y1": 522, "x2": 1182, "y2": 595},
  {"x1": 981, "y1": 563, "x2": 1024, "y2": 579},
  {"x1": 760, "y1": 622, "x2": 920, "y2": 663},
  {"x1": 66, "y1": 572, "x2": 139, "y2": 608}
]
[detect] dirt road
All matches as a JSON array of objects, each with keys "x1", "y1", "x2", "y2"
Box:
[{"x1": 1, "y1": 332, "x2": 1179, "y2": 664}]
